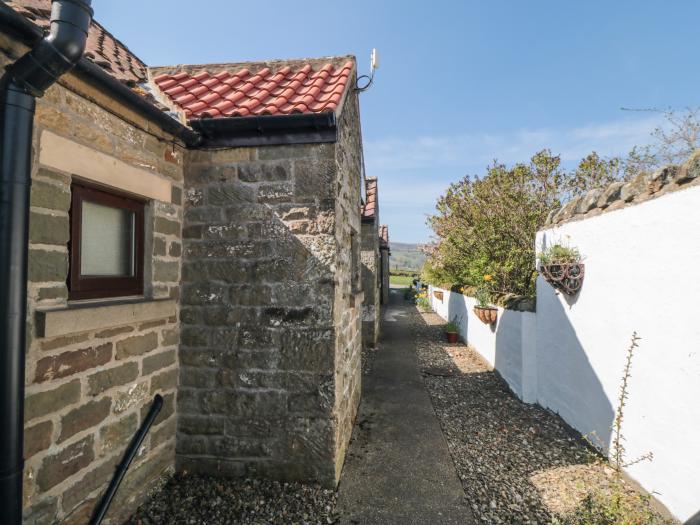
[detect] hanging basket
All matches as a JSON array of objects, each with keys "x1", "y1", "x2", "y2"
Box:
[
  {"x1": 473, "y1": 306, "x2": 498, "y2": 325},
  {"x1": 540, "y1": 263, "x2": 585, "y2": 296}
]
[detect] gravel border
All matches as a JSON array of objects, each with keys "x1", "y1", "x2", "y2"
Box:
[
  {"x1": 128, "y1": 474, "x2": 338, "y2": 525},
  {"x1": 412, "y1": 306, "x2": 615, "y2": 523}
]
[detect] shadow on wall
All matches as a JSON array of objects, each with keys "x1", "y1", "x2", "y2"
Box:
[{"x1": 439, "y1": 284, "x2": 615, "y2": 451}]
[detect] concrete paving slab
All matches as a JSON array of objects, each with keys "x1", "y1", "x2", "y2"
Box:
[{"x1": 337, "y1": 290, "x2": 475, "y2": 524}]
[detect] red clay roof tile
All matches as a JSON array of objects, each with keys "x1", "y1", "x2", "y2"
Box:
[
  {"x1": 6, "y1": 0, "x2": 148, "y2": 86},
  {"x1": 151, "y1": 60, "x2": 354, "y2": 121},
  {"x1": 362, "y1": 177, "x2": 378, "y2": 220}
]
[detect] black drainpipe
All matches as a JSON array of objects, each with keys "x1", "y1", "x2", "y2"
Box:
[{"x1": 0, "y1": 1, "x2": 93, "y2": 523}]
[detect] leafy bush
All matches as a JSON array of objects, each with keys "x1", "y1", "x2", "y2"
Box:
[{"x1": 424, "y1": 150, "x2": 622, "y2": 297}]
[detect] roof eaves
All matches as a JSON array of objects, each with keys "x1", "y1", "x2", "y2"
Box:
[{"x1": 190, "y1": 111, "x2": 337, "y2": 148}]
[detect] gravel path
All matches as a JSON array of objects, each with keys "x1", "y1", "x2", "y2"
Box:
[
  {"x1": 129, "y1": 474, "x2": 337, "y2": 525},
  {"x1": 411, "y1": 306, "x2": 614, "y2": 524}
]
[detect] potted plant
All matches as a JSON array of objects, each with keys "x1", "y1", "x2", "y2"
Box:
[
  {"x1": 445, "y1": 318, "x2": 460, "y2": 343},
  {"x1": 538, "y1": 243, "x2": 585, "y2": 295},
  {"x1": 473, "y1": 274, "x2": 498, "y2": 325}
]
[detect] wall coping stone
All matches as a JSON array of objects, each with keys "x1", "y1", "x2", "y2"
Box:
[
  {"x1": 545, "y1": 149, "x2": 700, "y2": 227},
  {"x1": 36, "y1": 298, "x2": 176, "y2": 338}
]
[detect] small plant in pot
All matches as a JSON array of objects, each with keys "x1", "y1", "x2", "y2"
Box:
[
  {"x1": 473, "y1": 275, "x2": 498, "y2": 325},
  {"x1": 445, "y1": 318, "x2": 460, "y2": 343},
  {"x1": 538, "y1": 243, "x2": 585, "y2": 295}
]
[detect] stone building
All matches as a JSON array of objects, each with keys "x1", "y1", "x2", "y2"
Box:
[
  {"x1": 1, "y1": 1, "x2": 368, "y2": 523},
  {"x1": 379, "y1": 225, "x2": 391, "y2": 304},
  {"x1": 360, "y1": 177, "x2": 380, "y2": 346}
]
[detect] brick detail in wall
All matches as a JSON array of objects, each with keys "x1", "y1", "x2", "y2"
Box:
[{"x1": 22, "y1": 66, "x2": 185, "y2": 525}]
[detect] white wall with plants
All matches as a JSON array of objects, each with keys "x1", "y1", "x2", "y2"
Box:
[{"x1": 429, "y1": 183, "x2": 700, "y2": 521}]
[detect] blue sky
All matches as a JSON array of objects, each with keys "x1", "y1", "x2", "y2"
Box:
[{"x1": 98, "y1": 1, "x2": 700, "y2": 243}]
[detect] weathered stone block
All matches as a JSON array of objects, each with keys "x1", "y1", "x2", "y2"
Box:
[
  {"x1": 28, "y1": 249, "x2": 68, "y2": 282},
  {"x1": 143, "y1": 349, "x2": 176, "y2": 375},
  {"x1": 207, "y1": 183, "x2": 256, "y2": 206},
  {"x1": 150, "y1": 367, "x2": 178, "y2": 394},
  {"x1": 34, "y1": 343, "x2": 112, "y2": 383},
  {"x1": 29, "y1": 211, "x2": 69, "y2": 246},
  {"x1": 181, "y1": 326, "x2": 210, "y2": 347},
  {"x1": 294, "y1": 158, "x2": 335, "y2": 200},
  {"x1": 258, "y1": 182, "x2": 294, "y2": 203},
  {"x1": 180, "y1": 366, "x2": 218, "y2": 388},
  {"x1": 238, "y1": 162, "x2": 289, "y2": 182},
  {"x1": 596, "y1": 181, "x2": 625, "y2": 208},
  {"x1": 37, "y1": 285, "x2": 68, "y2": 302},
  {"x1": 154, "y1": 260, "x2": 179, "y2": 282},
  {"x1": 154, "y1": 217, "x2": 180, "y2": 236},
  {"x1": 40, "y1": 332, "x2": 90, "y2": 352},
  {"x1": 161, "y1": 327, "x2": 180, "y2": 347},
  {"x1": 178, "y1": 415, "x2": 224, "y2": 435},
  {"x1": 59, "y1": 398, "x2": 111, "y2": 442},
  {"x1": 169, "y1": 242, "x2": 182, "y2": 257},
  {"x1": 88, "y1": 362, "x2": 139, "y2": 395},
  {"x1": 113, "y1": 382, "x2": 149, "y2": 414},
  {"x1": 23, "y1": 495, "x2": 58, "y2": 525},
  {"x1": 99, "y1": 413, "x2": 137, "y2": 457},
  {"x1": 24, "y1": 420, "x2": 53, "y2": 459},
  {"x1": 95, "y1": 325, "x2": 134, "y2": 339},
  {"x1": 153, "y1": 236, "x2": 167, "y2": 256},
  {"x1": 60, "y1": 455, "x2": 118, "y2": 513},
  {"x1": 25, "y1": 380, "x2": 81, "y2": 421},
  {"x1": 30, "y1": 180, "x2": 70, "y2": 211},
  {"x1": 37, "y1": 435, "x2": 94, "y2": 491},
  {"x1": 116, "y1": 332, "x2": 158, "y2": 359}
]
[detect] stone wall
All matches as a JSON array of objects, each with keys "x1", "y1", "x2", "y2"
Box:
[
  {"x1": 380, "y1": 246, "x2": 390, "y2": 304},
  {"x1": 178, "y1": 86, "x2": 362, "y2": 487},
  {"x1": 0, "y1": 36, "x2": 186, "y2": 523},
  {"x1": 331, "y1": 90, "x2": 363, "y2": 478},
  {"x1": 545, "y1": 151, "x2": 700, "y2": 226},
  {"x1": 360, "y1": 217, "x2": 380, "y2": 347}
]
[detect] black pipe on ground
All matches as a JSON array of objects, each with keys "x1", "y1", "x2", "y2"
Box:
[
  {"x1": 0, "y1": 1, "x2": 93, "y2": 523},
  {"x1": 89, "y1": 394, "x2": 164, "y2": 525}
]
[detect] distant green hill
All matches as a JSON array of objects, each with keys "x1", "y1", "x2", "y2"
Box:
[{"x1": 390, "y1": 242, "x2": 426, "y2": 271}]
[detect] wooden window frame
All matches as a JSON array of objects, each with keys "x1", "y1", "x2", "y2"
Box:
[{"x1": 69, "y1": 182, "x2": 145, "y2": 300}]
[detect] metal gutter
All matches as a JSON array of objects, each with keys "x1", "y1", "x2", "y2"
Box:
[
  {"x1": 0, "y1": 2, "x2": 93, "y2": 522},
  {"x1": 0, "y1": 2, "x2": 201, "y2": 147},
  {"x1": 191, "y1": 111, "x2": 337, "y2": 148}
]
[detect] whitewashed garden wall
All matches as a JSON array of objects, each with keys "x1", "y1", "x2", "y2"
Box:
[{"x1": 428, "y1": 182, "x2": 700, "y2": 522}]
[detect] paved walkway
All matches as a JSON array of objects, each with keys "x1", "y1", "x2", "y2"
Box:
[{"x1": 337, "y1": 290, "x2": 475, "y2": 524}]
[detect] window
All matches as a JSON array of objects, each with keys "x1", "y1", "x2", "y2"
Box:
[{"x1": 69, "y1": 182, "x2": 145, "y2": 300}]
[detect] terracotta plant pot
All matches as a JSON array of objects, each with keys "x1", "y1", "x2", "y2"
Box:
[
  {"x1": 445, "y1": 331, "x2": 459, "y2": 343},
  {"x1": 474, "y1": 306, "x2": 498, "y2": 325},
  {"x1": 540, "y1": 263, "x2": 585, "y2": 296}
]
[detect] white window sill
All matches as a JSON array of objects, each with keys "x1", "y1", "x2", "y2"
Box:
[{"x1": 36, "y1": 297, "x2": 176, "y2": 338}]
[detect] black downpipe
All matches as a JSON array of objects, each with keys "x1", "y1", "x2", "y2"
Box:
[
  {"x1": 90, "y1": 394, "x2": 164, "y2": 525},
  {"x1": 0, "y1": 2, "x2": 93, "y2": 524}
]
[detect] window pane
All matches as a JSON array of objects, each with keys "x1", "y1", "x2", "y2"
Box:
[{"x1": 80, "y1": 200, "x2": 134, "y2": 276}]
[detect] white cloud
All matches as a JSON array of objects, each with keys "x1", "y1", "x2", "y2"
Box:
[{"x1": 364, "y1": 115, "x2": 662, "y2": 175}]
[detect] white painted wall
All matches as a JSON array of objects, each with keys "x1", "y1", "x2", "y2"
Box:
[
  {"x1": 428, "y1": 185, "x2": 700, "y2": 521},
  {"x1": 536, "y1": 186, "x2": 700, "y2": 521},
  {"x1": 428, "y1": 288, "x2": 536, "y2": 401}
]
